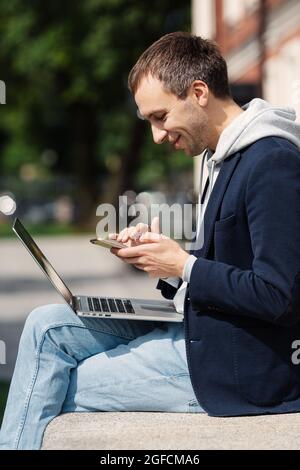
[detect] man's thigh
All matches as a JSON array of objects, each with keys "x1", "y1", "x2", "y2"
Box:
[{"x1": 62, "y1": 322, "x2": 204, "y2": 413}]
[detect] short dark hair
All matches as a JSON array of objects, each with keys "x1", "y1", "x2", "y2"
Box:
[{"x1": 128, "y1": 31, "x2": 231, "y2": 99}]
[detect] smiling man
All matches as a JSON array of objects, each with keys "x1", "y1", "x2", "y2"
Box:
[
  {"x1": 1, "y1": 32, "x2": 300, "y2": 451},
  {"x1": 134, "y1": 71, "x2": 242, "y2": 157},
  {"x1": 135, "y1": 75, "x2": 212, "y2": 155},
  {"x1": 113, "y1": 31, "x2": 300, "y2": 417}
]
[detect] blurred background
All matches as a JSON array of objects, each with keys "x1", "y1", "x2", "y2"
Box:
[{"x1": 1, "y1": 0, "x2": 299, "y2": 424}]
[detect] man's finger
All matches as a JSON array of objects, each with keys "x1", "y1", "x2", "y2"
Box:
[
  {"x1": 151, "y1": 216, "x2": 160, "y2": 234},
  {"x1": 116, "y1": 243, "x2": 154, "y2": 257},
  {"x1": 140, "y1": 231, "x2": 169, "y2": 242},
  {"x1": 110, "y1": 247, "x2": 121, "y2": 255},
  {"x1": 117, "y1": 228, "x2": 127, "y2": 241},
  {"x1": 108, "y1": 233, "x2": 118, "y2": 240},
  {"x1": 134, "y1": 264, "x2": 147, "y2": 270},
  {"x1": 135, "y1": 223, "x2": 150, "y2": 233},
  {"x1": 122, "y1": 256, "x2": 145, "y2": 265},
  {"x1": 120, "y1": 226, "x2": 136, "y2": 242},
  {"x1": 139, "y1": 231, "x2": 161, "y2": 242}
]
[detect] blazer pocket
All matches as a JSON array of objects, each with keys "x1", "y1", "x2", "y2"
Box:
[{"x1": 214, "y1": 214, "x2": 237, "y2": 231}]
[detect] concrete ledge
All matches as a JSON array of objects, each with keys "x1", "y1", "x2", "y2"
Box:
[{"x1": 42, "y1": 411, "x2": 300, "y2": 450}]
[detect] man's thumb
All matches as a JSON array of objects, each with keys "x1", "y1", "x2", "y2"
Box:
[{"x1": 151, "y1": 216, "x2": 160, "y2": 234}]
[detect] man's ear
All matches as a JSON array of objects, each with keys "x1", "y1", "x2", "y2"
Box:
[{"x1": 190, "y1": 80, "x2": 209, "y2": 107}]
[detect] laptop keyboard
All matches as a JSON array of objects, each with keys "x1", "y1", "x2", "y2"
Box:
[{"x1": 86, "y1": 297, "x2": 135, "y2": 315}]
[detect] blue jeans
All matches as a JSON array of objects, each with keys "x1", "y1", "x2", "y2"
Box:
[{"x1": 0, "y1": 303, "x2": 204, "y2": 450}]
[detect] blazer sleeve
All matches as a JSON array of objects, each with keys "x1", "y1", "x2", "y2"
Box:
[{"x1": 189, "y1": 147, "x2": 300, "y2": 326}]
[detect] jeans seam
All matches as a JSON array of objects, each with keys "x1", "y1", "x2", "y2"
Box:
[
  {"x1": 95, "y1": 371, "x2": 191, "y2": 394},
  {"x1": 43, "y1": 321, "x2": 137, "y2": 341},
  {"x1": 14, "y1": 326, "x2": 49, "y2": 449},
  {"x1": 13, "y1": 320, "x2": 136, "y2": 448}
]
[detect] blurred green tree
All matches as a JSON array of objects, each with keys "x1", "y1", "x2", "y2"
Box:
[{"x1": 0, "y1": 0, "x2": 191, "y2": 225}]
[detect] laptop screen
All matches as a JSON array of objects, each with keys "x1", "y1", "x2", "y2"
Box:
[{"x1": 12, "y1": 218, "x2": 74, "y2": 307}]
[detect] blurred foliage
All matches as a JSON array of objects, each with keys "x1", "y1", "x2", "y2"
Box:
[
  {"x1": 0, "y1": 220, "x2": 82, "y2": 238},
  {"x1": 0, "y1": 0, "x2": 191, "y2": 225}
]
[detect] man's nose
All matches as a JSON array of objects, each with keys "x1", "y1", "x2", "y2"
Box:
[{"x1": 151, "y1": 126, "x2": 167, "y2": 144}]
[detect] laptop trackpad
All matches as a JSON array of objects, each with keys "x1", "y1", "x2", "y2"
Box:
[{"x1": 140, "y1": 304, "x2": 176, "y2": 312}]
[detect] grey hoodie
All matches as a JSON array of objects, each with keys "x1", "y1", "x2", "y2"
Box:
[
  {"x1": 202, "y1": 97, "x2": 300, "y2": 205},
  {"x1": 173, "y1": 98, "x2": 300, "y2": 313}
]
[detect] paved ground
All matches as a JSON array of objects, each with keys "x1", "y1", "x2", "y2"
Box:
[{"x1": 0, "y1": 234, "x2": 161, "y2": 381}]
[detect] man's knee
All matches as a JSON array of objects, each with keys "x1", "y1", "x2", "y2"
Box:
[{"x1": 24, "y1": 304, "x2": 75, "y2": 335}]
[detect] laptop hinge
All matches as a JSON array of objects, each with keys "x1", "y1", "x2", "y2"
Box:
[{"x1": 71, "y1": 296, "x2": 80, "y2": 312}]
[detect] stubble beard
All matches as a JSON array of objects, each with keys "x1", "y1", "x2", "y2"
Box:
[
  {"x1": 184, "y1": 103, "x2": 210, "y2": 157},
  {"x1": 186, "y1": 121, "x2": 209, "y2": 157}
]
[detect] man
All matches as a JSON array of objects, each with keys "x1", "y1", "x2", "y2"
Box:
[
  {"x1": 1, "y1": 32, "x2": 300, "y2": 450},
  {"x1": 113, "y1": 32, "x2": 300, "y2": 417}
]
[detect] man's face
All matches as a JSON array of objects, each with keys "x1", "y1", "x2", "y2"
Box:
[{"x1": 134, "y1": 75, "x2": 210, "y2": 156}]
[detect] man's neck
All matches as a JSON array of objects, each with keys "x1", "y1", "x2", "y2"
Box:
[{"x1": 207, "y1": 98, "x2": 244, "y2": 151}]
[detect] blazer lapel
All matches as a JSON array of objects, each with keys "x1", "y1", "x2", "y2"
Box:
[{"x1": 191, "y1": 152, "x2": 241, "y2": 259}]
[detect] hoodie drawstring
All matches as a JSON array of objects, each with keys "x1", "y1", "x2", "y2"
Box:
[{"x1": 208, "y1": 159, "x2": 216, "y2": 199}]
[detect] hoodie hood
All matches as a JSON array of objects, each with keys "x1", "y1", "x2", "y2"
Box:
[
  {"x1": 200, "y1": 98, "x2": 300, "y2": 201},
  {"x1": 208, "y1": 98, "x2": 300, "y2": 166}
]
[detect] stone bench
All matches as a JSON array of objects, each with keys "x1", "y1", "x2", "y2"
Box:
[{"x1": 42, "y1": 411, "x2": 300, "y2": 450}]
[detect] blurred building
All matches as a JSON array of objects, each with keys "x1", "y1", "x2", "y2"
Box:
[{"x1": 192, "y1": 0, "x2": 300, "y2": 189}]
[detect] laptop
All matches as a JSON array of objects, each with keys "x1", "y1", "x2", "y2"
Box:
[{"x1": 12, "y1": 218, "x2": 183, "y2": 322}]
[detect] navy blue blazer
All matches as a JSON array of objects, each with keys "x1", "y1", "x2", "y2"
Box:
[{"x1": 157, "y1": 136, "x2": 300, "y2": 416}]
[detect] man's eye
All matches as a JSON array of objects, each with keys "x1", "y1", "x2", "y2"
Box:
[{"x1": 155, "y1": 114, "x2": 166, "y2": 122}]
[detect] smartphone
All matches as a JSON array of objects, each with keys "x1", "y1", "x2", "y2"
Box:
[{"x1": 90, "y1": 238, "x2": 127, "y2": 249}]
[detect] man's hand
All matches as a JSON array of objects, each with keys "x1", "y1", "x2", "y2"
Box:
[
  {"x1": 108, "y1": 217, "x2": 160, "y2": 247},
  {"x1": 111, "y1": 230, "x2": 189, "y2": 279}
]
